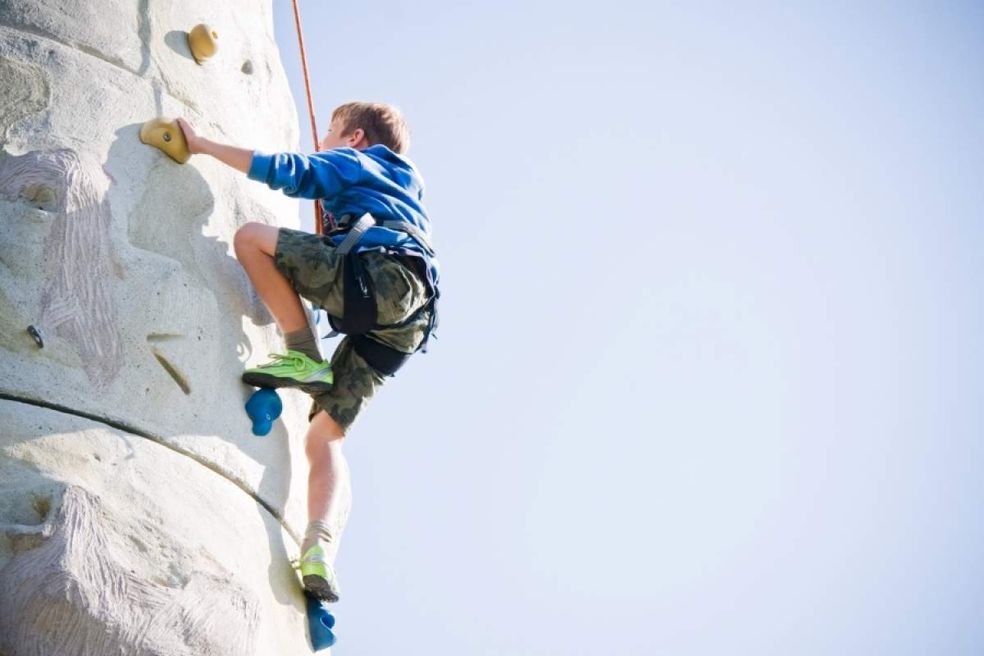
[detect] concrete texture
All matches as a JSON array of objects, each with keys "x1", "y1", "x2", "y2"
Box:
[
  {"x1": 0, "y1": 401, "x2": 308, "y2": 656},
  {"x1": 0, "y1": 1, "x2": 331, "y2": 653}
]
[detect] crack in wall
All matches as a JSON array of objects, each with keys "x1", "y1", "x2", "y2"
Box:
[
  {"x1": 0, "y1": 392, "x2": 301, "y2": 545},
  {"x1": 136, "y1": 0, "x2": 151, "y2": 76}
]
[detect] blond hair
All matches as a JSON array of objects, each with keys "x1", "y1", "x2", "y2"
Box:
[{"x1": 331, "y1": 102, "x2": 411, "y2": 154}]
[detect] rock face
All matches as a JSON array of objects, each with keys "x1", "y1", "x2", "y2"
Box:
[{"x1": 0, "y1": 2, "x2": 328, "y2": 653}]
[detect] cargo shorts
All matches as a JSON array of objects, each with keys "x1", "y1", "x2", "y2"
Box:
[{"x1": 273, "y1": 228, "x2": 432, "y2": 431}]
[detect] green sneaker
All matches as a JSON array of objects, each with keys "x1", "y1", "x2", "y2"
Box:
[
  {"x1": 293, "y1": 544, "x2": 341, "y2": 602},
  {"x1": 242, "y1": 350, "x2": 333, "y2": 393}
]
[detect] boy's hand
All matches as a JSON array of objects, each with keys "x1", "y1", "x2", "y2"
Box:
[{"x1": 176, "y1": 118, "x2": 204, "y2": 154}]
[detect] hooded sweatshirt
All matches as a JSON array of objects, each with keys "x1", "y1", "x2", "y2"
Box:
[{"x1": 248, "y1": 144, "x2": 439, "y2": 286}]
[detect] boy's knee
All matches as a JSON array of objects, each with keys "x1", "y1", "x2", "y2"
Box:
[
  {"x1": 233, "y1": 222, "x2": 257, "y2": 255},
  {"x1": 234, "y1": 222, "x2": 276, "y2": 256},
  {"x1": 305, "y1": 411, "x2": 346, "y2": 459}
]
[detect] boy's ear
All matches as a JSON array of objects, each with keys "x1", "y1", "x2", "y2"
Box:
[{"x1": 347, "y1": 128, "x2": 366, "y2": 148}]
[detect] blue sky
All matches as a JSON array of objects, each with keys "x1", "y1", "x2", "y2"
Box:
[{"x1": 272, "y1": 2, "x2": 984, "y2": 654}]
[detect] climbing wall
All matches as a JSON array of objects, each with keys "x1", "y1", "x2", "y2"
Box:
[{"x1": 0, "y1": 1, "x2": 333, "y2": 653}]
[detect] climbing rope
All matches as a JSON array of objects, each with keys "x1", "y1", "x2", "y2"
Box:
[{"x1": 290, "y1": 0, "x2": 332, "y2": 234}]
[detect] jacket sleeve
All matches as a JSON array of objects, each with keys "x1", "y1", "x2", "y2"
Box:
[{"x1": 247, "y1": 148, "x2": 364, "y2": 199}]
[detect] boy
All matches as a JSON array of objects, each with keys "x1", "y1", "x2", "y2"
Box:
[{"x1": 176, "y1": 102, "x2": 438, "y2": 603}]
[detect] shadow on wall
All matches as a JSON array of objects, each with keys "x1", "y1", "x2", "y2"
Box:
[
  {"x1": 107, "y1": 123, "x2": 300, "y2": 605},
  {"x1": 163, "y1": 30, "x2": 196, "y2": 63},
  {"x1": 107, "y1": 122, "x2": 275, "y2": 411}
]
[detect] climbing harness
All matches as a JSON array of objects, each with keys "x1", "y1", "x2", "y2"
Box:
[
  {"x1": 323, "y1": 213, "x2": 439, "y2": 376},
  {"x1": 289, "y1": 0, "x2": 332, "y2": 234}
]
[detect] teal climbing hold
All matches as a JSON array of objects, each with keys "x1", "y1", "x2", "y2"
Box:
[
  {"x1": 244, "y1": 388, "x2": 282, "y2": 436},
  {"x1": 306, "y1": 593, "x2": 337, "y2": 650}
]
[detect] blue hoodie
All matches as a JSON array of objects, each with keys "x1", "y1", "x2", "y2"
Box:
[{"x1": 248, "y1": 145, "x2": 439, "y2": 286}]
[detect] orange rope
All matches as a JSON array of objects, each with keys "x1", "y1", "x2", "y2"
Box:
[{"x1": 290, "y1": 0, "x2": 330, "y2": 234}]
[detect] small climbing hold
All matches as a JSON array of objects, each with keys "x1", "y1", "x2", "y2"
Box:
[
  {"x1": 187, "y1": 24, "x2": 219, "y2": 64},
  {"x1": 139, "y1": 118, "x2": 190, "y2": 164},
  {"x1": 245, "y1": 388, "x2": 283, "y2": 436},
  {"x1": 26, "y1": 325, "x2": 44, "y2": 348}
]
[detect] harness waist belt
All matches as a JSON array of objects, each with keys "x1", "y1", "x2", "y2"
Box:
[{"x1": 330, "y1": 212, "x2": 435, "y2": 256}]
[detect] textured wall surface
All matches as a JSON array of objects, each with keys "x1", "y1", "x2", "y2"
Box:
[{"x1": 0, "y1": 1, "x2": 324, "y2": 653}]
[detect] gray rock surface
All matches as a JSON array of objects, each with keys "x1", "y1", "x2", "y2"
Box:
[
  {"x1": 0, "y1": 1, "x2": 328, "y2": 653},
  {"x1": 0, "y1": 402, "x2": 307, "y2": 656}
]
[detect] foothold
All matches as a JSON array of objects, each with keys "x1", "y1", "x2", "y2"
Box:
[
  {"x1": 241, "y1": 60, "x2": 254, "y2": 75},
  {"x1": 139, "y1": 118, "x2": 190, "y2": 164},
  {"x1": 188, "y1": 24, "x2": 219, "y2": 64},
  {"x1": 27, "y1": 325, "x2": 44, "y2": 348},
  {"x1": 305, "y1": 594, "x2": 337, "y2": 650},
  {"x1": 245, "y1": 388, "x2": 283, "y2": 436}
]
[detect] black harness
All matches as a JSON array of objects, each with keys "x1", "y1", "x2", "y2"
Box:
[{"x1": 323, "y1": 213, "x2": 438, "y2": 376}]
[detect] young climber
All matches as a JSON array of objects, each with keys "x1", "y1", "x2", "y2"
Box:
[{"x1": 176, "y1": 102, "x2": 438, "y2": 603}]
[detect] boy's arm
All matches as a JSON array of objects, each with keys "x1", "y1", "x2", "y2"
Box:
[
  {"x1": 177, "y1": 118, "x2": 252, "y2": 174},
  {"x1": 177, "y1": 118, "x2": 363, "y2": 199}
]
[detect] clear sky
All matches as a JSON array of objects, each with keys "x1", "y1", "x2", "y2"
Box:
[{"x1": 271, "y1": 2, "x2": 984, "y2": 654}]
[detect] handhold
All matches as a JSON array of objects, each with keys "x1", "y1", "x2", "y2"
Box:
[
  {"x1": 305, "y1": 594, "x2": 337, "y2": 650},
  {"x1": 245, "y1": 388, "x2": 283, "y2": 436},
  {"x1": 188, "y1": 24, "x2": 219, "y2": 64},
  {"x1": 139, "y1": 118, "x2": 190, "y2": 164}
]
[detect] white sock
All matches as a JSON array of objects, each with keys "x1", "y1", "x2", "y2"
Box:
[{"x1": 301, "y1": 520, "x2": 333, "y2": 555}]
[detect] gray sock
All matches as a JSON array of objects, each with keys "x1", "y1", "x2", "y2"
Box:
[
  {"x1": 301, "y1": 520, "x2": 333, "y2": 555},
  {"x1": 285, "y1": 326, "x2": 322, "y2": 362}
]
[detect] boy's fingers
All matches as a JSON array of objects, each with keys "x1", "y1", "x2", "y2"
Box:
[{"x1": 176, "y1": 118, "x2": 198, "y2": 152}]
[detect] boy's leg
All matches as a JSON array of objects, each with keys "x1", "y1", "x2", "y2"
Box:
[
  {"x1": 305, "y1": 410, "x2": 350, "y2": 530},
  {"x1": 233, "y1": 222, "x2": 308, "y2": 333},
  {"x1": 235, "y1": 223, "x2": 333, "y2": 390},
  {"x1": 293, "y1": 255, "x2": 431, "y2": 600},
  {"x1": 298, "y1": 410, "x2": 351, "y2": 602}
]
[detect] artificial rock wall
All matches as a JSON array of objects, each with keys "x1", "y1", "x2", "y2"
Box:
[{"x1": 0, "y1": 1, "x2": 331, "y2": 653}]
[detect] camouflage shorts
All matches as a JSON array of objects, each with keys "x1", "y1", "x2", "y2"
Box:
[{"x1": 274, "y1": 228, "x2": 432, "y2": 431}]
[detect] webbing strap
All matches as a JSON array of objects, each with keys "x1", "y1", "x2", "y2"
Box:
[
  {"x1": 381, "y1": 220, "x2": 435, "y2": 255},
  {"x1": 335, "y1": 213, "x2": 375, "y2": 255},
  {"x1": 335, "y1": 214, "x2": 435, "y2": 257}
]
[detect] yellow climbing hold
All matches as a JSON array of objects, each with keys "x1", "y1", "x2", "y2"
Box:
[
  {"x1": 188, "y1": 24, "x2": 219, "y2": 64},
  {"x1": 139, "y1": 118, "x2": 190, "y2": 164}
]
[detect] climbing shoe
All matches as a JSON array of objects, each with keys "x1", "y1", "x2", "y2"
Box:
[
  {"x1": 242, "y1": 350, "x2": 333, "y2": 393},
  {"x1": 293, "y1": 544, "x2": 341, "y2": 603}
]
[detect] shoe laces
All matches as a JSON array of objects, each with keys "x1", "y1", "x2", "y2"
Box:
[{"x1": 264, "y1": 351, "x2": 306, "y2": 367}]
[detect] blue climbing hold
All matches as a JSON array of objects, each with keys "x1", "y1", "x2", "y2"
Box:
[
  {"x1": 306, "y1": 593, "x2": 337, "y2": 650},
  {"x1": 244, "y1": 388, "x2": 282, "y2": 436}
]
